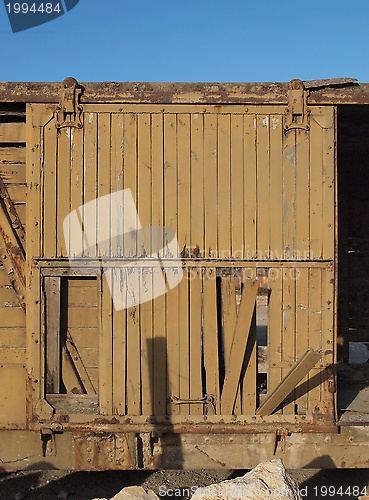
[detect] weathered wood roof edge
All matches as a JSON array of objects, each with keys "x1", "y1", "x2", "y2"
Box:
[{"x1": 1, "y1": 77, "x2": 368, "y2": 105}]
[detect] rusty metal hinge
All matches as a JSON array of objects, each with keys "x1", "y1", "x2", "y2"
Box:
[
  {"x1": 285, "y1": 79, "x2": 310, "y2": 132},
  {"x1": 56, "y1": 77, "x2": 83, "y2": 129}
]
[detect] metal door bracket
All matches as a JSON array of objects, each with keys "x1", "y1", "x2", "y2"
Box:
[
  {"x1": 285, "y1": 79, "x2": 310, "y2": 132},
  {"x1": 56, "y1": 77, "x2": 83, "y2": 129},
  {"x1": 170, "y1": 394, "x2": 216, "y2": 414}
]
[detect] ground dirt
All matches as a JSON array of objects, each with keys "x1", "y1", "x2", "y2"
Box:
[{"x1": 0, "y1": 468, "x2": 368, "y2": 500}]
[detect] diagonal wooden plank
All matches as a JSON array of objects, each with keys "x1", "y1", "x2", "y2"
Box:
[
  {"x1": 65, "y1": 333, "x2": 96, "y2": 395},
  {"x1": 256, "y1": 348, "x2": 322, "y2": 416},
  {"x1": 0, "y1": 176, "x2": 26, "y2": 311},
  {"x1": 221, "y1": 279, "x2": 258, "y2": 414}
]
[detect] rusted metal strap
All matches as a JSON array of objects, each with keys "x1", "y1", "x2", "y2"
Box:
[
  {"x1": 0, "y1": 176, "x2": 26, "y2": 311},
  {"x1": 170, "y1": 394, "x2": 216, "y2": 414}
]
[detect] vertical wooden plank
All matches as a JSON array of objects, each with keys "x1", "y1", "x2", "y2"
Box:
[
  {"x1": 310, "y1": 114, "x2": 323, "y2": 260},
  {"x1": 126, "y1": 270, "x2": 141, "y2": 416},
  {"x1": 83, "y1": 112, "x2": 98, "y2": 258},
  {"x1": 217, "y1": 114, "x2": 231, "y2": 258},
  {"x1": 295, "y1": 129, "x2": 310, "y2": 259},
  {"x1": 110, "y1": 113, "x2": 125, "y2": 196},
  {"x1": 321, "y1": 107, "x2": 336, "y2": 261},
  {"x1": 45, "y1": 277, "x2": 61, "y2": 394},
  {"x1": 221, "y1": 273, "x2": 241, "y2": 415},
  {"x1": 164, "y1": 114, "x2": 180, "y2": 415},
  {"x1": 241, "y1": 269, "x2": 257, "y2": 414},
  {"x1": 112, "y1": 271, "x2": 127, "y2": 415},
  {"x1": 222, "y1": 278, "x2": 237, "y2": 378},
  {"x1": 99, "y1": 270, "x2": 113, "y2": 414},
  {"x1": 230, "y1": 114, "x2": 244, "y2": 259},
  {"x1": 282, "y1": 128, "x2": 296, "y2": 258},
  {"x1": 189, "y1": 267, "x2": 203, "y2": 414},
  {"x1": 203, "y1": 268, "x2": 220, "y2": 414},
  {"x1": 26, "y1": 104, "x2": 46, "y2": 411},
  {"x1": 123, "y1": 112, "x2": 141, "y2": 416},
  {"x1": 268, "y1": 266, "x2": 283, "y2": 412},
  {"x1": 244, "y1": 114, "x2": 257, "y2": 260},
  {"x1": 190, "y1": 113, "x2": 204, "y2": 254},
  {"x1": 178, "y1": 268, "x2": 190, "y2": 414},
  {"x1": 138, "y1": 114, "x2": 153, "y2": 415},
  {"x1": 97, "y1": 114, "x2": 113, "y2": 414},
  {"x1": 295, "y1": 268, "x2": 309, "y2": 415},
  {"x1": 221, "y1": 279, "x2": 258, "y2": 414},
  {"x1": 152, "y1": 279, "x2": 166, "y2": 416},
  {"x1": 57, "y1": 126, "x2": 71, "y2": 257},
  {"x1": 123, "y1": 113, "x2": 138, "y2": 256},
  {"x1": 281, "y1": 268, "x2": 296, "y2": 414},
  {"x1": 269, "y1": 114, "x2": 283, "y2": 258},
  {"x1": 97, "y1": 114, "x2": 111, "y2": 257},
  {"x1": 177, "y1": 114, "x2": 191, "y2": 414},
  {"x1": 151, "y1": 113, "x2": 166, "y2": 416},
  {"x1": 204, "y1": 114, "x2": 218, "y2": 258},
  {"x1": 308, "y1": 267, "x2": 322, "y2": 414},
  {"x1": 256, "y1": 115, "x2": 270, "y2": 259},
  {"x1": 111, "y1": 113, "x2": 126, "y2": 415},
  {"x1": 177, "y1": 114, "x2": 191, "y2": 253},
  {"x1": 43, "y1": 121, "x2": 58, "y2": 258},
  {"x1": 139, "y1": 268, "x2": 153, "y2": 416},
  {"x1": 69, "y1": 126, "x2": 84, "y2": 258},
  {"x1": 321, "y1": 266, "x2": 335, "y2": 419}
]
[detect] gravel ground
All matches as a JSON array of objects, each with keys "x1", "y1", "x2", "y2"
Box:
[{"x1": 0, "y1": 468, "x2": 368, "y2": 500}]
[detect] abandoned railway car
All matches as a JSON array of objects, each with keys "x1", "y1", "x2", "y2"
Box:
[{"x1": 0, "y1": 77, "x2": 369, "y2": 471}]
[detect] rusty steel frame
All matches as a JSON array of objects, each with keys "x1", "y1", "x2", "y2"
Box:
[{"x1": 0, "y1": 426, "x2": 369, "y2": 471}]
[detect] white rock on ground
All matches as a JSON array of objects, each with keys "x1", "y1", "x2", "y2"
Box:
[
  {"x1": 191, "y1": 459, "x2": 302, "y2": 500},
  {"x1": 93, "y1": 485, "x2": 159, "y2": 500}
]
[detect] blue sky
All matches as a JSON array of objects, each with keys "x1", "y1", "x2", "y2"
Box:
[{"x1": 1, "y1": 0, "x2": 369, "y2": 83}]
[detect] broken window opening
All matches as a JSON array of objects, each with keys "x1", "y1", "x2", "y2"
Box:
[{"x1": 44, "y1": 275, "x2": 99, "y2": 413}]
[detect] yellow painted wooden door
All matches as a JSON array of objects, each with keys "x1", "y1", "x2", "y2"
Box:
[{"x1": 27, "y1": 103, "x2": 336, "y2": 425}]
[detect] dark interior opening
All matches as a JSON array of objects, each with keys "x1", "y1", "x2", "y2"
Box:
[
  {"x1": 338, "y1": 105, "x2": 369, "y2": 361},
  {"x1": 337, "y1": 105, "x2": 369, "y2": 423}
]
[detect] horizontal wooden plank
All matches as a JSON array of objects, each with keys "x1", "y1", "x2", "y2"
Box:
[
  {"x1": 0, "y1": 285, "x2": 19, "y2": 303},
  {"x1": 5, "y1": 184, "x2": 26, "y2": 204},
  {"x1": 67, "y1": 327, "x2": 98, "y2": 348},
  {"x1": 67, "y1": 278, "x2": 98, "y2": 288},
  {"x1": 0, "y1": 123, "x2": 25, "y2": 143},
  {"x1": 0, "y1": 163, "x2": 26, "y2": 184},
  {"x1": 0, "y1": 327, "x2": 26, "y2": 348},
  {"x1": 0, "y1": 307, "x2": 25, "y2": 327},
  {"x1": 0, "y1": 364, "x2": 26, "y2": 426},
  {"x1": 0, "y1": 147, "x2": 26, "y2": 163},
  {"x1": 0, "y1": 347, "x2": 26, "y2": 364},
  {"x1": 67, "y1": 286, "x2": 98, "y2": 305},
  {"x1": 46, "y1": 394, "x2": 99, "y2": 414},
  {"x1": 75, "y1": 347, "x2": 98, "y2": 367},
  {"x1": 63, "y1": 307, "x2": 98, "y2": 327},
  {"x1": 0, "y1": 268, "x2": 10, "y2": 286},
  {"x1": 14, "y1": 203, "x2": 26, "y2": 226}
]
